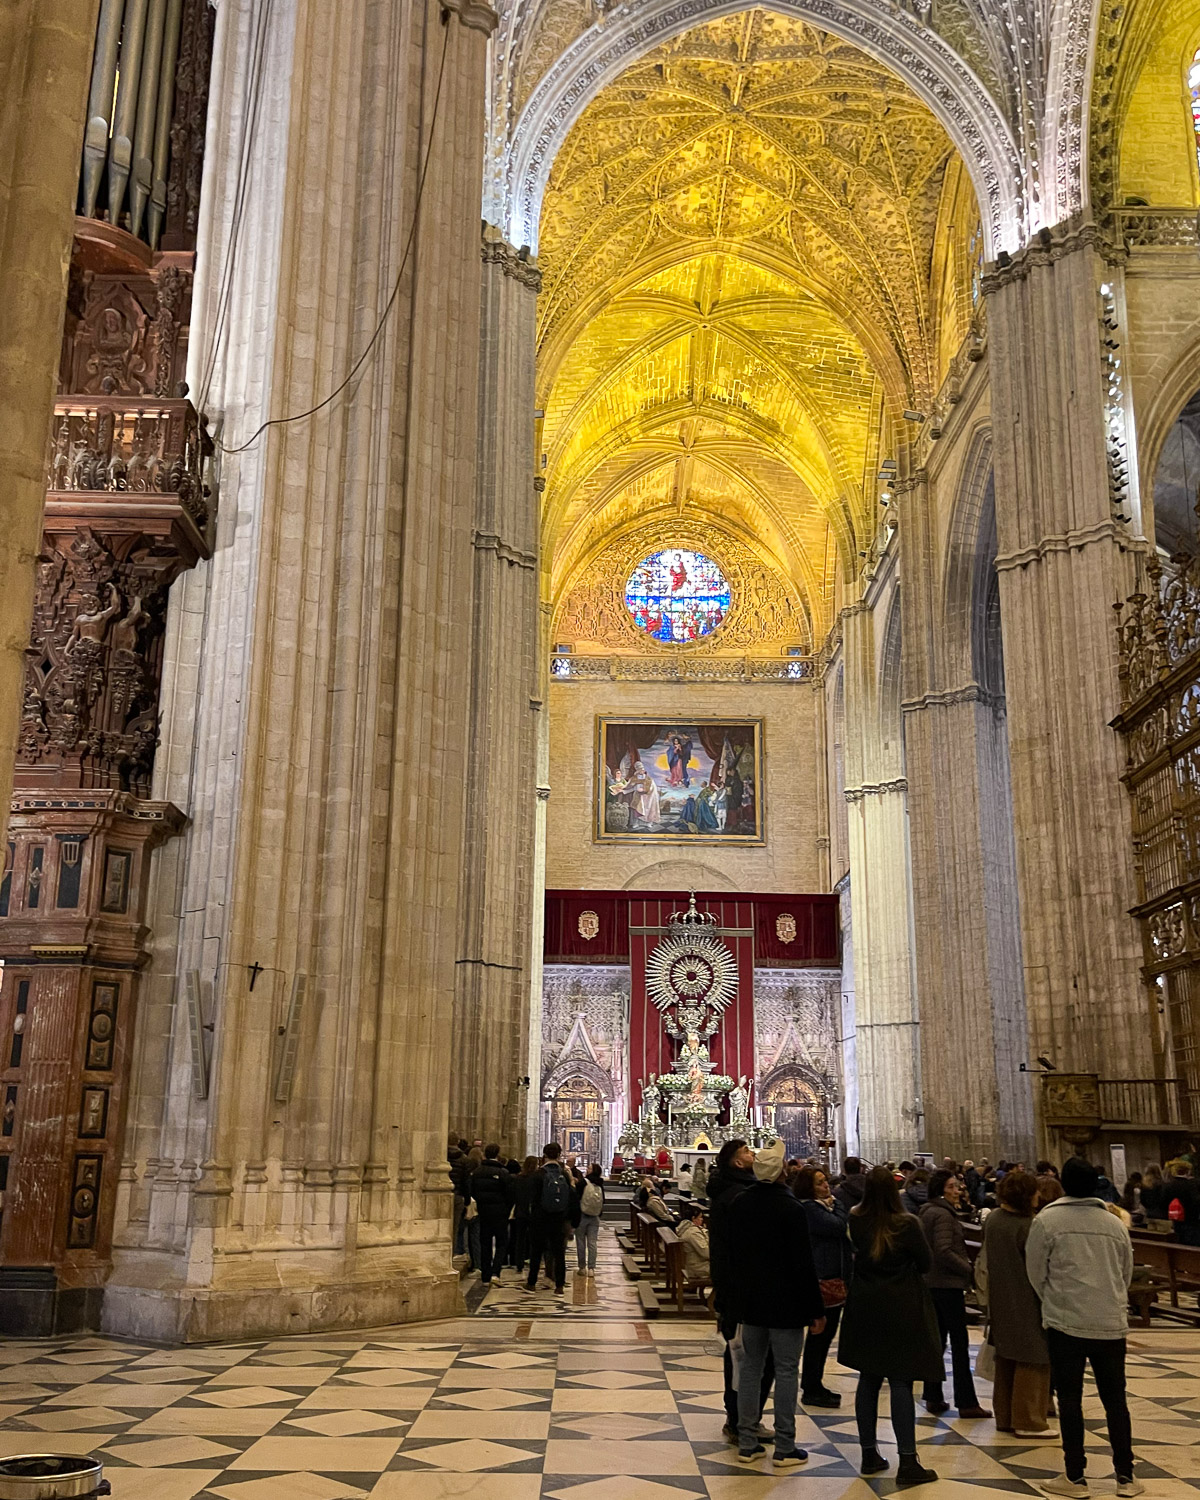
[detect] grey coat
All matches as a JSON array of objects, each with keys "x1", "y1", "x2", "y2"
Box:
[{"x1": 982, "y1": 1208, "x2": 1048, "y2": 1366}]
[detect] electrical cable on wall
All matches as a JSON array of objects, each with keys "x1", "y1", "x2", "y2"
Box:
[{"x1": 215, "y1": 9, "x2": 452, "y2": 456}]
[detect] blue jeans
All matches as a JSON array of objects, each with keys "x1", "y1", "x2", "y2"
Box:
[
  {"x1": 856, "y1": 1374, "x2": 917, "y2": 1455},
  {"x1": 575, "y1": 1214, "x2": 600, "y2": 1269},
  {"x1": 738, "y1": 1325, "x2": 803, "y2": 1453}
]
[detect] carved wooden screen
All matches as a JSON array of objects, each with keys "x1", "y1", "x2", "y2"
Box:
[{"x1": 1114, "y1": 557, "x2": 1200, "y2": 1124}]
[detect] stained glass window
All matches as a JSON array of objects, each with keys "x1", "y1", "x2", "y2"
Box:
[
  {"x1": 1191, "y1": 49, "x2": 1200, "y2": 180},
  {"x1": 624, "y1": 549, "x2": 731, "y2": 643}
]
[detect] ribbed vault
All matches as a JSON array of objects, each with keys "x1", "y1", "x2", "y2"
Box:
[{"x1": 538, "y1": 7, "x2": 979, "y2": 644}]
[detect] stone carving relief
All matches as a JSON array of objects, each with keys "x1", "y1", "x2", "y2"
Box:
[
  {"x1": 753, "y1": 968, "x2": 841, "y2": 1079},
  {"x1": 556, "y1": 526, "x2": 810, "y2": 654},
  {"x1": 541, "y1": 964, "x2": 628, "y2": 1098}
]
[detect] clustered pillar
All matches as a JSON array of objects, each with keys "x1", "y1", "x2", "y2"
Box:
[
  {"x1": 984, "y1": 224, "x2": 1151, "y2": 1105},
  {"x1": 450, "y1": 227, "x2": 541, "y2": 1151},
  {"x1": 105, "y1": 0, "x2": 499, "y2": 1341}
]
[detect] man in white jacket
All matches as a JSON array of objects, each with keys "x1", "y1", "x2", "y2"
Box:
[{"x1": 1025, "y1": 1156, "x2": 1140, "y2": 1498}]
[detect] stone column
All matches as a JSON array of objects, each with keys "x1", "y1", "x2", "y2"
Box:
[
  {"x1": 899, "y1": 468, "x2": 1034, "y2": 1162},
  {"x1": 107, "y1": 0, "x2": 497, "y2": 1341},
  {"x1": 0, "y1": 1, "x2": 99, "y2": 836},
  {"x1": 984, "y1": 223, "x2": 1149, "y2": 1103},
  {"x1": 840, "y1": 595, "x2": 920, "y2": 1163},
  {"x1": 450, "y1": 227, "x2": 540, "y2": 1150}
]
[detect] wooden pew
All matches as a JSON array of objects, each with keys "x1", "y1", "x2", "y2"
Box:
[
  {"x1": 658, "y1": 1226, "x2": 710, "y2": 1314},
  {"x1": 1130, "y1": 1233, "x2": 1200, "y2": 1325}
]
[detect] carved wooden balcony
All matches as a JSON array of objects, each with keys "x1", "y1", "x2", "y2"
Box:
[{"x1": 45, "y1": 397, "x2": 213, "y2": 567}]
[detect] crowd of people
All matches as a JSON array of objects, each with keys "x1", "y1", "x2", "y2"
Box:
[
  {"x1": 446, "y1": 1137, "x2": 606, "y2": 1295},
  {"x1": 703, "y1": 1144, "x2": 1181, "y2": 1493},
  {"x1": 447, "y1": 1134, "x2": 1199, "y2": 1494}
]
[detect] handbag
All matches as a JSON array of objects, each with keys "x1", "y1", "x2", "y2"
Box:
[
  {"x1": 819, "y1": 1277, "x2": 847, "y2": 1308},
  {"x1": 464, "y1": 1197, "x2": 478, "y2": 1221},
  {"x1": 975, "y1": 1326, "x2": 996, "y2": 1382}
]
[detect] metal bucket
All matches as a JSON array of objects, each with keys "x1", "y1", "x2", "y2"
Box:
[{"x1": 0, "y1": 1457, "x2": 108, "y2": 1500}]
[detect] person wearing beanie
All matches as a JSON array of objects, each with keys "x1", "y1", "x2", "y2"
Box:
[
  {"x1": 1026, "y1": 1156, "x2": 1141, "y2": 1498},
  {"x1": 724, "y1": 1138, "x2": 826, "y2": 1470}
]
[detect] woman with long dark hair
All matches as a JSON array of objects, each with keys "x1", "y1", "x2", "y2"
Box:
[
  {"x1": 838, "y1": 1166, "x2": 941, "y2": 1487},
  {"x1": 790, "y1": 1164, "x2": 852, "y2": 1407}
]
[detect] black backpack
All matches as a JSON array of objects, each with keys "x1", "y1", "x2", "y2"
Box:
[{"x1": 540, "y1": 1162, "x2": 571, "y2": 1215}]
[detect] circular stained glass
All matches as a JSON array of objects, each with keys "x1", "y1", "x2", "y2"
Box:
[{"x1": 624, "y1": 549, "x2": 731, "y2": 644}]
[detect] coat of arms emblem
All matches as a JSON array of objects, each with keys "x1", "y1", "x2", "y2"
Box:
[
  {"x1": 578, "y1": 910, "x2": 599, "y2": 940},
  {"x1": 775, "y1": 912, "x2": 797, "y2": 944}
]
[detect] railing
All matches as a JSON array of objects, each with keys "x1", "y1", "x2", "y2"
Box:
[
  {"x1": 1099, "y1": 1077, "x2": 1196, "y2": 1129},
  {"x1": 1106, "y1": 207, "x2": 1200, "y2": 250},
  {"x1": 549, "y1": 652, "x2": 815, "y2": 683},
  {"x1": 46, "y1": 397, "x2": 212, "y2": 533}
]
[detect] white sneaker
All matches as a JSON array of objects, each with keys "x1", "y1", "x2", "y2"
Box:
[
  {"x1": 1039, "y1": 1480, "x2": 1088, "y2": 1498},
  {"x1": 1115, "y1": 1480, "x2": 1144, "y2": 1498}
]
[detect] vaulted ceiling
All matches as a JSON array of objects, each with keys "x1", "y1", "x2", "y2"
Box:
[{"x1": 537, "y1": 9, "x2": 980, "y2": 641}]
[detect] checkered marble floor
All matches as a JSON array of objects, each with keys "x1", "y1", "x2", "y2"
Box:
[{"x1": 0, "y1": 1230, "x2": 1197, "y2": 1500}]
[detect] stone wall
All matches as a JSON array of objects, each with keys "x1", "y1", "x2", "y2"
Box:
[{"x1": 546, "y1": 678, "x2": 825, "y2": 894}]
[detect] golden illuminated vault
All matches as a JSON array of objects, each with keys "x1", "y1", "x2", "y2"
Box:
[{"x1": 537, "y1": 8, "x2": 981, "y2": 647}]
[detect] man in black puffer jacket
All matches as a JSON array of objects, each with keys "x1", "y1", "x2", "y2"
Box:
[
  {"x1": 726, "y1": 1140, "x2": 825, "y2": 1468},
  {"x1": 471, "y1": 1143, "x2": 516, "y2": 1286},
  {"x1": 709, "y1": 1139, "x2": 774, "y2": 1444}
]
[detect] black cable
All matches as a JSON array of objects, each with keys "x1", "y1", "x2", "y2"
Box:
[{"x1": 218, "y1": 10, "x2": 452, "y2": 456}]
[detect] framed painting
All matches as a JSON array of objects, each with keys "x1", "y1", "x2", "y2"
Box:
[{"x1": 596, "y1": 717, "x2": 764, "y2": 843}]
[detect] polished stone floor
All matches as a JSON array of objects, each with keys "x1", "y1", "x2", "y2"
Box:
[{"x1": 0, "y1": 1230, "x2": 1196, "y2": 1499}]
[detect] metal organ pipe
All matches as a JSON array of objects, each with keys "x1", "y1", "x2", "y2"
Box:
[
  {"x1": 148, "y1": 0, "x2": 185, "y2": 249},
  {"x1": 130, "y1": 0, "x2": 169, "y2": 240},
  {"x1": 106, "y1": 0, "x2": 150, "y2": 227},
  {"x1": 82, "y1": 0, "x2": 126, "y2": 218}
]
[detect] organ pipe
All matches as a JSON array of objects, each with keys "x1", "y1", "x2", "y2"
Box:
[
  {"x1": 106, "y1": 0, "x2": 151, "y2": 227},
  {"x1": 147, "y1": 0, "x2": 185, "y2": 250},
  {"x1": 81, "y1": 0, "x2": 126, "y2": 219},
  {"x1": 130, "y1": 0, "x2": 169, "y2": 240}
]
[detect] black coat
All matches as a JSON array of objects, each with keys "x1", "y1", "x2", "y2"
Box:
[
  {"x1": 918, "y1": 1198, "x2": 973, "y2": 1288},
  {"x1": 800, "y1": 1196, "x2": 853, "y2": 1282},
  {"x1": 471, "y1": 1160, "x2": 514, "y2": 1222},
  {"x1": 707, "y1": 1163, "x2": 756, "y2": 1315},
  {"x1": 834, "y1": 1171, "x2": 868, "y2": 1211},
  {"x1": 512, "y1": 1172, "x2": 539, "y2": 1219},
  {"x1": 838, "y1": 1213, "x2": 943, "y2": 1381},
  {"x1": 724, "y1": 1180, "x2": 824, "y2": 1329}
]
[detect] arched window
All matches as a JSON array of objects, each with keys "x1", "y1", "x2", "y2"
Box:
[{"x1": 1189, "y1": 48, "x2": 1200, "y2": 181}]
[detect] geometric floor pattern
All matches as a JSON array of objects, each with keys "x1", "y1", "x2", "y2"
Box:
[{"x1": 0, "y1": 1231, "x2": 1197, "y2": 1499}]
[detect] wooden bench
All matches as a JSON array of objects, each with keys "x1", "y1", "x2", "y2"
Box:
[
  {"x1": 658, "y1": 1226, "x2": 710, "y2": 1314},
  {"x1": 1130, "y1": 1233, "x2": 1200, "y2": 1325}
]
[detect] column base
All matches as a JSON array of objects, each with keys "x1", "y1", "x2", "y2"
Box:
[
  {"x1": 102, "y1": 1268, "x2": 464, "y2": 1343},
  {"x1": 0, "y1": 1268, "x2": 103, "y2": 1336}
]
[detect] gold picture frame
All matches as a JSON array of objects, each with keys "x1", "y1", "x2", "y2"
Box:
[{"x1": 595, "y1": 717, "x2": 765, "y2": 844}]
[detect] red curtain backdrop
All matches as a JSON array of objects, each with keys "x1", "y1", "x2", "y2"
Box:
[{"x1": 543, "y1": 889, "x2": 840, "y2": 1115}]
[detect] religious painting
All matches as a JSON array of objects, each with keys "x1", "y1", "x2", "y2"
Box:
[{"x1": 596, "y1": 717, "x2": 764, "y2": 843}]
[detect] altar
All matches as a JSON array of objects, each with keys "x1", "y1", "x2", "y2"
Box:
[{"x1": 538, "y1": 888, "x2": 843, "y2": 1167}]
